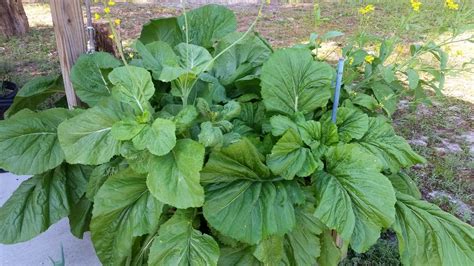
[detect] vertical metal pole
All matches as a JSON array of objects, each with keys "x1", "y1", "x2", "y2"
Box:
[
  {"x1": 85, "y1": 0, "x2": 96, "y2": 53},
  {"x1": 331, "y1": 58, "x2": 345, "y2": 123}
]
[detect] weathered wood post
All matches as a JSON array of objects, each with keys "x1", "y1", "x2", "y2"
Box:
[{"x1": 49, "y1": 0, "x2": 86, "y2": 108}]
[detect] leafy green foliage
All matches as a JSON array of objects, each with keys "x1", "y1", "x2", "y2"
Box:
[
  {"x1": 140, "y1": 4, "x2": 236, "y2": 49},
  {"x1": 0, "y1": 4, "x2": 472, "y2": 266},
  {"x1": 283, "y1": 203, "x2": 324, "y2": 265},
  {"x1": 202, "y1": 139, "x2": 304, "y2": 245},
  {"x1": 0, "y1": 164, "x2": 90, "y2": 243},
  {"x1": 58, "y1": 99, "x2": 129, "y2": 165},
  {"x1": 148, "y1": 209, "x2": 220, "y2": 266},
  {"x1": 357, "y1": 117, "x2": 426, "y2": 172},
  {"x1": 261, "y1": 48, "x2": 333, "y2": 115},
  {"x1": 90, "y1": 168, "x2": 163, "y2": 264},
  {"x1": 314, "y1": 144, "x2": 396, "y2": 252},
  {"x1": 147, "y1": 139, "x2": 205, "y2": 208},
  {"x1": 341, "y1": 36, "x2": 453, "y2": 112},
  {"x1": 71, "y1": 52, "x2": 122, "y2": 106},
  {"x1": 393, "y1": 192, "x2": 474, "y2": 265},
  {"x1": 0, "y1": 108, "x2": 75, "y2": 174},
  {"x1": 5, "y1": 75, "x2": 65, "y2": 118},
  {"x1": 267, "y1": 128, "x2": 320, "y2": 180}
]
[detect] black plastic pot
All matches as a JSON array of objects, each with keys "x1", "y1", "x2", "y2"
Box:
[
  {"x1": 0, "y1": 81, "x2": 18, "y2": 173},
  {"x1": 0, "y1": 81, "x2": 18, "y2": 120}
]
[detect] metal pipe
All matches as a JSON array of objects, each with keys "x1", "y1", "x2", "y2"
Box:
[
  {"x1": 85, "y1": 0, "x2": 96, "y2": 53},
  {"x1": 331, "y1": 58, "x2": 345, "y2": 123}
]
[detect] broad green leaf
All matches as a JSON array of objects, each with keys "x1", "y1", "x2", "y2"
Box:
[
  {"x1": 139, "y1": 17, "x2": 182, "y2": 47},
  {"x1": 0, "y1": 108, "x2": 73, "y2": 174},
  {"x1": 267, "y1": 128, "x2": 320, "y2": 180},
  {"x1": 169, "y1": 72, "x2": 198, "y2": 99},
  {"x1": 357, "y1": 117, "x2": 426, "y2": 172},
  {"x1": 174, "y1": 105, "x2": 198, "y2": 134},
  {"x1": 68, "y1": 196, "x2": 93, "y2": 239},
  {"x1": 86, "y1": 158, "x2": 126, "y2": 200},
  {"x1": 348, "y1": 49, "x2": 368, "y2": 66},
  {"x1": 91, "y1": 168, "x2": 163, "y2": 265},
  {"x1": 261, "y1": 48, "x2": 333, "y2": 116},
  {"x1": 111, "y1": 120, "x2": 146, "y2": 141},
  {"x1": 202, "y1": 139, "x2": 304, "y2": 244},
  {"x1": 387, "y1": 172, "x2": 421, "y2": 199},
  {"x1": 198, "y1": 73, "x2": 228, "y2": 102},
  {"x1": 58, "y1": 99, "x2": 130, "y2": 165},
  {"x1": 210, "y1": 226, "x2": 240, "y2": 248},
  {"x1": 160, "y1": 43, "x2": 212, "y2": 83},
  {"x1": 13, "y1": 75, "x2": 60, "y2": 97},
  {"x1": 135, "y1": 40, "x2": 180, "y2": 80},
  {"x1": 180, "y1": 4, "x2": 237, "y2": 49},
  {"x1": 220, "y1": 100, "x2": 241, "y2": 120},
  {"x1": 253, "y1": 236, "x2": 284, "y2": 265},
  {"x1": 393, "y1": 192, "x2": 474, "y2": 266},
  {"x1": 269, "y1": 115, "x2": 298, "y2": 136},
  {"x1": 198, "y1": 121, "x2": 223, "y2": 148},
  {"x1": 5, "y1": 75, "x2": 64, "y2": 118},
  {"x1": 212, "y1": 32, "x2": 271, "y2": 86},
  {"x1": 147, "y1": 139, "x2": 205, "y2": 208},
  {"x1": 132, "y1": 118, "x2": 176, "y2": 156},
  {"x1": 382, "y1": 65, "x2": 395, "y2": 83},
  {"x1": 235, "y1": 102, "x2": 266, "y2": 135},
  {"x1": 407, "y1": 68, "x2": 419, "y2": 90},
  {"x1": 297, "y1": 120, "x2": 339, "y2": 154},
  {"x1": 109, "y1": 66, "x2": 155, "y2": 112},
  {"x1": 0, "y1": 165, "x2": 89, "y2": 244},
  {"x1": 175, "y1": 43, "x2": 213, "y2": 73},
  {"x1": 200, "y1": 138, "x2": 270, "y2": 183},
  {"x1": 148, "y1": 209, "x2": 220, "y2": 266},
  {"x1": 317, "y1": 230, "x2": 342, "y2": 266},
  {"x1": 204, "y1": 180, "x2": 303, "y2": 245},
  {"x1": 351, "y1": 93, "x2": 378, "y2": 111},
  {"x1": 158, "y1": 65, "x2": 188, "y2": 83},
  {"x1": 71, "y1": 52, "x2": 121, "y2": 106},
  {"x1": 283, "y1": 204, "x2": 324, "y2": 266},
  {"x1": 120, "y1": 142, "x2": 154, "y2": 174},
  {"x1": 379, "y1": 38, "x2": 396, "y2": 63},
  {"x1": 323, "y1": 107, "x2": 368, "y2": 142},
  {"x1": 313, "y1": 144, "x2": 396, "y2": 252},
  {"x1": 372, "y1": 82, "x2": 397, "y2": 116},
  {"x1": 218, "y1": 246, "x2": 261, "y2": 266},
  {"x1": 139, "y1": 4, "x2": 236, "y2": 49}
]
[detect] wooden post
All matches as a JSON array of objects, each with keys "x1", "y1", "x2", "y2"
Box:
[{"x1": 50, "y1": 0, "x2": 86, "y2": 108}]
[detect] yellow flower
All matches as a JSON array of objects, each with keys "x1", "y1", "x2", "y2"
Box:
[
  {"x1": 108, "y1": 34, "x2": 114, "y2": 39},
  {"x1": 455, "y1": 50, "x2": 463, "y2": 56},
  {"x1": 359, "y1": 4, "x2": 375, "y2": 15},
  {"x1": 396, "y1": 44, "x2": 404, "y2": 53},
  {"x1": 108, "y1": 1, "x2": 116, "y2": 6},
  {"x1": 104, "y1": 7, "x2": 110, "y2": 14},
  {"x1": 348, "y1": 57, "x2": 354, "y2": 65},
  {"x1": 445, "y1": 0, "x2": 459, "y2": 10},
  {"x1": 410, "y1": 0, "x2": 422, "y2": 12},
  {"x1": 129, "y1": 53, "x2": 134, "y2": 59},
  {"x1": 114, "y1": 19, "x2": 121, "y2": 26},
  {"x1": 94, "y1": 13, "x2": 101, "y2": 20},
  {"x1": 365, "y1": 55, "x2": 375, "y2": 64}
]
